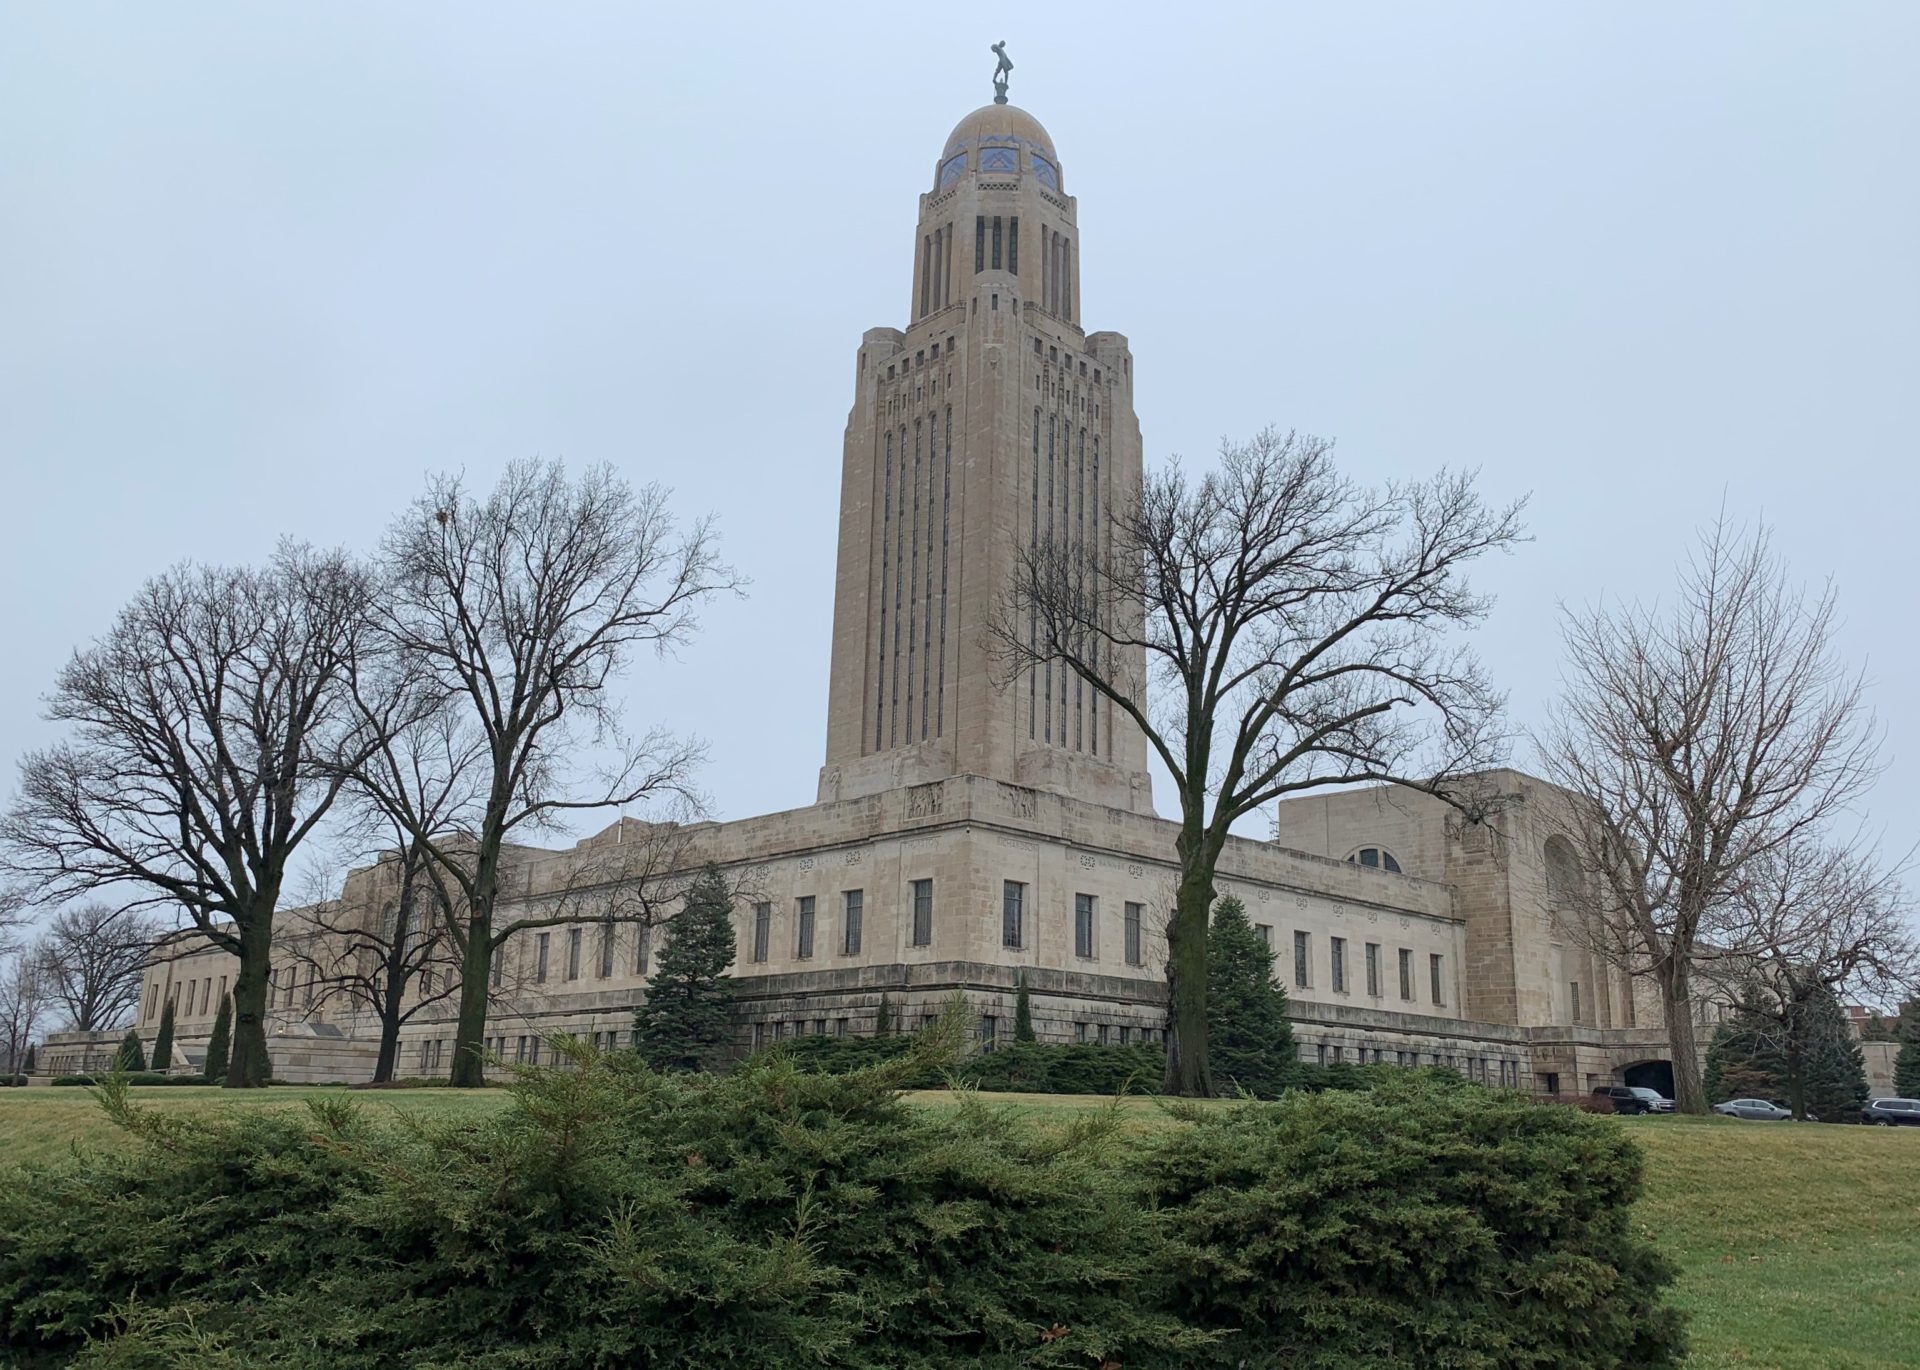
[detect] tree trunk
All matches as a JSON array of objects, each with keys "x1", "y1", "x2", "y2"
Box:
[
  {"x1": 372, "y1": 986, "x2": 402, "y2": 1084},
  {"x1": 1161, "y1": 862, "x2": 1217, "y2": 1097},
  {"x1": 226, "y1": 921, "x2": 274, "y2": 1089},
  {"x1": 1782, "y1": 989, "x2": 1809, "y2": 1121},
  {"x1": 447, "y1": 912, "x2": 491, "y2": 1087},
  {"x1": 1660, "y1": 962, "x2": 1705, "y2": 1114},
  {"x1": 372, "y1": 873, "x2": 415, "y2": 1084}
]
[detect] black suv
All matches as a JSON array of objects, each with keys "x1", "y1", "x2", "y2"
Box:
[
  {"x1": 1592, "y1": 1085, "x2": 1674, "y2": 1115},
  {"x1": 1860, "y1": 1098, "x2": 1920, "y2": 1126}
]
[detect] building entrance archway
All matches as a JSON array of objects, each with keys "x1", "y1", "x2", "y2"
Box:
[{"x1": 1623, "y1": 1059, "x2": 1674, "y2": 1098}]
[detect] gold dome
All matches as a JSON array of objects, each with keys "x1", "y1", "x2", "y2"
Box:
[{"x1": 942, "y1": 103, "x2": 1054, "y2": 159}]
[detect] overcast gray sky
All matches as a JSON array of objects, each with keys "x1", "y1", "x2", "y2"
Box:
[{"x1": 3, "y1": 5, "x2": 1916, "y2": 882}]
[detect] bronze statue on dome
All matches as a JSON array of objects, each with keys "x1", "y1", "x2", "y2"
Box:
[{"x1": 991, "y1": 42, "x2": 1013, "y2": 104}]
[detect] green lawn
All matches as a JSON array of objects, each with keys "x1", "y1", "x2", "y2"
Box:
[{"x1": 3, "y1": 1086, "x2": 1916, "y2": 1367}]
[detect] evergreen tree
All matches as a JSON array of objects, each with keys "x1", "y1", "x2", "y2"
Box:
[
  {"x1": 111, "y1": 1027, "x2": 147, "y2": 1073},
  {"x1": 21, "y1": 1044, "x2": 36, "y2": 1075},
  {"x1": 150, "y1": 997, "x2": 176, "y2": 1074},
  {"x1": 635, "y1": 865, "x2": 737, "y2": 1072},
  {"x1": 874, "y1": 993, "x2": 893, "y2": 1038},
  {"x1": 1013, "y1": 974, "x2": 1036, "y2": 1043},
  {"x1": 204, "y1": 994, "x2": 232, "y2": 1083},
  {"x1": 1703, "y1": 984, "x2": 1786, "y2": 1103},
  {"x1": 1790, "y1": 983, "x2": 1868, "y2": 1121},
  {"x1": 1205, "y1": 895, "x2": 1294, "y2": 1098},
  {"x1": 1895, "y1": 1001, "x2": 1920, "y2": 1097}
]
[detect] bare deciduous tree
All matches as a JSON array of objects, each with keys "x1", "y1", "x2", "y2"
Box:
[
  {"x1": 33, "y1": 902, "x2": 163, "y2": 1034},
  {"x1": 370, "y1": 459, "x2": 740, "y2": 1086},
  {"x1": 994, "y1": 429, "x2": 1524, "y2": 1095},
  {"x1": 290, "y1": 705, "x2": 482, "y2": 1082},
  {"x1": 0, "y1": 951, "x2": 51, "y2": 1074},
  {"x1": 1538, "y1": 518, "x2": 1881, "y2": 1113},
  {"x1": 0, "y1": 545, "x2": 373, "y2": 1087},
  {"x1": 1732, "y1": 834, "x2": 1917, "y2": 1118}
]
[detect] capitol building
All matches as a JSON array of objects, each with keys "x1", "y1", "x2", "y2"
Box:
[{"x1": 57, "y1": 86, "x2": 1689, "y2": 1100}]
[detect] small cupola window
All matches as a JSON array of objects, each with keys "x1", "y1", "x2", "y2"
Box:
[
  {"x1": 1346, "y1": 846, "x2": 1403, "y2": 874},
  {"x1": 978, "y1": 144, "x2": 1018, "y2": 173},
  {"x1": 938, "y1": 153, "x2": 967, "y2": 189}
]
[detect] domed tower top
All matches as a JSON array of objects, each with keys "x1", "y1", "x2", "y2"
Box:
[{"x1": 943, "y1": 103, "x2": 1055, "y2": 160}]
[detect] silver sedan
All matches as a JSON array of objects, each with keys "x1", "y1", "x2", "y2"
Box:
[{"x1": 1712, "y1": 1098, "x2": 1792, "y2": 1121}]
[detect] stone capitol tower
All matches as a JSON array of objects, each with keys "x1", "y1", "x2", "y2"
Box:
[
  {"x1": 101, "y1": 63, "x2": 1669, "y2": 1100},
  {"x1": 817, "y1": 88, "x2": 1154, "y2": 815}
]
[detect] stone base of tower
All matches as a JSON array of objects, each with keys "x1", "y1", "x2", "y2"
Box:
[{"x1": 818, "y1": 747, "x2": 1152, "y2": 814}]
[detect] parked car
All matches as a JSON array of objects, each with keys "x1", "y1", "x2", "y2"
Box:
[
  {"x1": 1592, "y1": 1085, "x2": 1674, "y2": 1115},
  {"x1": 1859, "y1": 1098, "x2": 1920, "y2": 1126},
  {"x1": 1712, "y1": 1098, "x2": 1793, "y2": 1121}
]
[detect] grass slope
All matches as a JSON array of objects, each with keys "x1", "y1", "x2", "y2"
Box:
[
  {"x1": 2, "y1": 1086, "x2": 1915, "y2": 1367},
  {"x1": 1619, "y1": 1114, "x2": 1920, "y2": 1370}
]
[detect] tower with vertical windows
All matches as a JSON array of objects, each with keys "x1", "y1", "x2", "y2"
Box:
[{"x1": 818, "y1": 98, "x2": 1154, "y2": 812}]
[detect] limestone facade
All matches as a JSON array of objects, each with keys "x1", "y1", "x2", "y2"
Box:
[{"x1": 108, "y1": 93, "x2": 1689, "y2": 1098}]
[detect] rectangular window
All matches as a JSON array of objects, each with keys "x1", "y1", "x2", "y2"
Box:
[
  {"x1": 1542, "y1": 1071, "x2": 1561, "y2": 1096},
  {"x1": 144, "y1": 982, "x2": 158, "y2": 1021},
  {"x1": 1317, "y1": 1043, "x2": 1327, "y2": 1066},
  {"x1": 974, "y1": 215, "x2": 985, "y2": 272},
  {"x1": 303, "y1": 967, "x2": 314, "y2": 1007},
  {"x1": 911, "y1": 879, "x2": 933, "y2": 946},
  {"x1": 1570, "y1": 980, "x2": 1582, "y2": 1024},
  {"x1": 752, "y1": 903, "x2": 771, "y2": 963},
  {"x1": 1399, "y1": 948, "x2": 1413, "y2": 1001},
  {"x1": 1124, "y1": 901, "x2": 1143, "y2": 966},
  {"x1": 1365, "y1": 943, "x2": 1380, "y2": 998},
  {"x1": 843, "y1": 889, "x2": 864, "y2": 954},
  {"x1": 566, "y1": 927, "x2": 582, "y2": 981},
  {"x1": 216, "y1": 975, "x2": 226, "y2": 1009},
  {"x1": 420, "y1": 970, "x2": 434, "y2": 996},
  {"x1": 528, "y1": 1038, "x2": 540, "y2": 1067},
  {"x1": 635, "y1": 923, "x2": 651, "y2": 976},
  {"x1": 491, "y1": 946, "x2": 503, "y2": 988},
  {"x1": 795, "y1": 896, "x2": 816, "y2": 958},
  {"x1": 1074, "y1": 893, "x2": 1095, "y2": 959},
  {"x1": 1293, "y1": 930, "x2": 1310, "y2": 989},
  {"x1": 1008, "y1": 215, "x2": 1018, "y2": 274},
  {"x1": 535, "y1": 933, "x2": 550, "y2": 984},
  {"x1": 1330, "y1": 937, "x2": 1347, "y2": 993},
  {"x1": 1097, "y1": 1023, "x2": 1110, "y2": 1045},
  {"x1": 980, "y1": 1014, "x2": 998, "y2": 1051},
  {"x1": 598, "y1": 921, "x2": 615, "y2": 978},
  {"x1": 515, "y1": 1036, "x2": 528, "y2": 1063},
  {"x1": 1430, "y1": 953, "x2": 1445, "y2": 1006},
  {"x1": 835, "y1": 1018, "x2": 848, "y2": 1037},
  {"x1": 1075, "y1": 1021, "x2": 1089, "y2": 1043},
  {"x1": 1002, "y1": 880, "x2": 1025, "y2": 950},
  {"x1": 1255, "y1": 923, "x2": 1272, "y2": 947},
  {"x1": 751, "y1": 1022, "x2": 765, "y2": 1051},
  {"x1": 991, "y1": 215, "x2": 1002, "y2": 269}
]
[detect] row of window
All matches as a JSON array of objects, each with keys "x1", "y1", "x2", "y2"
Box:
[
  {"x1": 744, "y1": 882, "x2": 1149, "y2": 966},
  {"x1": 1311, "y1": 1044, "x2": 1522, "y2": 1086},
  {"x1": 1261, "y1": 927, "x2": 1448, "y2": 1008},
  {"x1": 144, "y1": 971, "x2": 228, "y2": 1023},
  {"x1": 935, "y1": 144, "x2": 1059, "y2": 191},
  {"x1": 495, "y1": 921, "x2": 654, "y2": 988}
]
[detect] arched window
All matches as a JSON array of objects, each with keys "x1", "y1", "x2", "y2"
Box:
[
  {"x1": 1543, "y1": 835, "x2": 1583, "y2": 908},
  {"x1": 1346, "y1": 846, "x2": 1402, "y2": 875}
]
